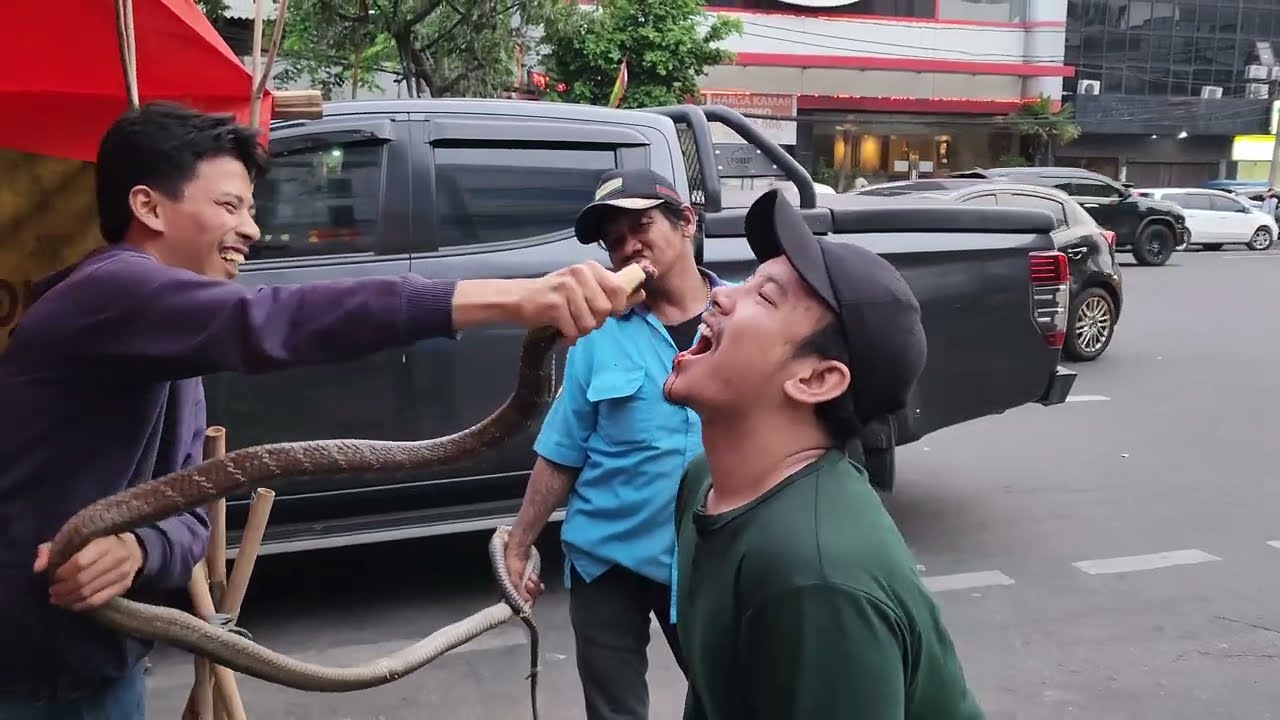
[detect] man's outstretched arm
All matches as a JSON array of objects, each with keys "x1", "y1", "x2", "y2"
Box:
[{"x1": 46, "y1": 254, "x2": 639, "y2": 382}]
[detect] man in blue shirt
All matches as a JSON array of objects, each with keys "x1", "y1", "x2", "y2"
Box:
[{"x1": 503, "y1": 168, "x2": 726, "y2": 720}]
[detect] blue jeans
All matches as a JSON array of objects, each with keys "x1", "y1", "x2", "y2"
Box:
[{"x1": 0, "y1": 662, "x2": 145, "y2": 720}]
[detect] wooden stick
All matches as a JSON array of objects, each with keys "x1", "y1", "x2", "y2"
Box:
[
  {"x1": 182, "y1": 564, "x2": 215, "y2": 719},
  {"x1": 254, "y1": 0, "x2": 291, "y2": 102},
  {"x1": 205, "y1": 429, "x2": 229, "y2": 608},
  {"x1": 221, "y1": 488, "x2": 275, "y2": 620},
  {"x1": 189, "y1": 563, "x2": 248, "y2": 720},
  {"x1": 184, "y1": 427, "x2": 239, "y2": 719},
  {"x1": 248, "y1": 0, "x2": 266, "y2": 129},
  {"x1": 113, "y1": 0, "x2": 139, "y2": 109}
]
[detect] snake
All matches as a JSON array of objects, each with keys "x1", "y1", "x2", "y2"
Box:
[{"x1": 40, "y1": 262, "x2": 653, "y2": 711}]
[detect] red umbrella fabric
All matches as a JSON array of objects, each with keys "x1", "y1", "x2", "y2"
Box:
[{"x1": 1, "y1": 0, "x2": 270, "y2": 162}]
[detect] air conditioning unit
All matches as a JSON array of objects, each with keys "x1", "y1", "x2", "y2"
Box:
[
  {"x1": 1200, "y1": 85, "x2": 1223, "y2": 98},
  {"x1": 1247, "y1": 83, "x2": 1271, "y2": 99},
  {"x1": 1077, "y1": 79, "x2": 1101, "y2": 95},
  {"x1": 1246, "y1": 64, "x2": 1270, "y2": 80}
]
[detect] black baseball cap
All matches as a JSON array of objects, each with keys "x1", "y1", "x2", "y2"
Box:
[
  {"x1": 574, "y1": 168, "x2": 688, "y2": 245},
  {"x1": 744, "y1": 188, "x2": 927, "y2": 428}
]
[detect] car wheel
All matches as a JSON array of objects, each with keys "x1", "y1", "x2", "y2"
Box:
[
  {"x1": 1247, "y1": 227, "x2": 1274, "y2": 251},
  {"x1": 1132, "y1": 224, "x2": 1175, "y2": 266},
  {"x1": 1063, "y1": 286, "x2": 1116, "y2": 362}
]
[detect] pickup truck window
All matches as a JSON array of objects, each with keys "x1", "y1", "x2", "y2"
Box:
[
  {"x1": 1070, "y1": 179, "x2": 1124, "y2": 199},
  {"x1": 251, "y1": 142, "x2": 384, "y2": 260},
  {"x1": 997, "y1": 193, "x2": 1068, "y2": 229},
  {"x1": 432, "y1": 145, "x2": 619, "y2": 247}
]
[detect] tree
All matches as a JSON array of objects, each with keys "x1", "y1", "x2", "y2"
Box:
[
  {"x1": 271, "y1": 0, "x2": 554, "y2": 100},
  {"x1": 271, "y1": 0, "x2": 397, "y2": 100},
  {"x1": 536, "y1": 0, "x2": 742, "y2": 109},
  {"x1": 1008, "y1": 95, "x2": 1082, "y2": 166}
]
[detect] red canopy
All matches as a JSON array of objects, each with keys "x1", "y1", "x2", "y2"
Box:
[{"x1": 1, "y1": 0, "x2": 270, "y2": 162}]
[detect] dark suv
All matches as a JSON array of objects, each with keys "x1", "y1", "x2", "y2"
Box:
[{"x1": 950, "y1": 166, "x2": 1189, "y2": 267}]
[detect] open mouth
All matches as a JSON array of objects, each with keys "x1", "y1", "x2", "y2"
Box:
[
  {"x1": 219, "y1": 246, "x2": 246, "y2": 269},
  {"x1": 673, "y1": 322, "x2": 716, "y2": 370}
]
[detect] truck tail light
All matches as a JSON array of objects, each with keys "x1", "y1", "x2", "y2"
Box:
[{"x1": 1029, "y1": 250, "x2": 1069, "y2": 349}]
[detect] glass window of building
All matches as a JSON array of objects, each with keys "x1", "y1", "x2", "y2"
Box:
[{"x1": 1065, "y1": 0, "x2": 1280, "y2": 97}]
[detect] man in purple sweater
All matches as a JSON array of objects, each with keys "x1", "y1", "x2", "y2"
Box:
[{"x1": 0, "y1": 102, "x2": 641, "y2": 718}]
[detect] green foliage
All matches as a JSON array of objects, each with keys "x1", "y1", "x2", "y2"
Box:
[
  {"x1": 273, "y1": 0, "x2": 554, "y2": 99},
  {"x1": 270, "y1": 0, "x2": 396, "y2": 100},
  {"x1": 195, "y1": 0, "x2": 228, "y2": 20},
  {"x1": 1010, "y1": 95, "x2": 1082, "y2": 145},
  {"x1": 537, "y1": 0, "x2": 742, "y2": 108}
]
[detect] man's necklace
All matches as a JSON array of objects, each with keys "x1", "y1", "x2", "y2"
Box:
[{"x1": 701, "y1": 274, "x2": 712, "y2": 310}]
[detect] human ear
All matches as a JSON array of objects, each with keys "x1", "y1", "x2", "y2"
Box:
[
  {"x1": 128, "y1": 185, "x2": 165, "y2": 234},
  {"x1": 781, "y1": 359, "x2": 851, "y2": 406},
  {"x1": 679, "y1": 205, "x2": 697, "y2": 238}
]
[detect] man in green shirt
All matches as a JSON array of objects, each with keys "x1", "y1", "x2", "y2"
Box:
[{"x1": 662, "y1": 188, "x2": 985, "y2": 719}]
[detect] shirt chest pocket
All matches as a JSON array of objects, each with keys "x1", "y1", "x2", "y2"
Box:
[{"x1": 586, "y1": 364, "x2": 654, "y2": 448}]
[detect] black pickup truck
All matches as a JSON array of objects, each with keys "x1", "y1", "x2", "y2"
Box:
[{"x1": 207, "y1": 98, "x2": 1077, "y2": 555}]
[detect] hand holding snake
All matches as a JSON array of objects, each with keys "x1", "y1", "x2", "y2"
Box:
[{"x1": 37, "y1": 261, "x2": 655, "y2": 716}]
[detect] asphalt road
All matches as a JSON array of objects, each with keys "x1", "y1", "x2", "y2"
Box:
[{"x1": 144, "y1": 247, "x2": 1280, "y2": 720}]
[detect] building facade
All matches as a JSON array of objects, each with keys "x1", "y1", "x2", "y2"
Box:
[
  {"x1": 1061, "y1": 0, "x2": 1278, "y2": 185},
  {"x1": 696, "y1": 0, "x2": 1073, "y2": 189}
]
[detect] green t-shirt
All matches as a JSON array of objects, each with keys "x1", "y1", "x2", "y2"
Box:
[{"x1": 674, "y1": 448, "x2": 985, "y2": 720}]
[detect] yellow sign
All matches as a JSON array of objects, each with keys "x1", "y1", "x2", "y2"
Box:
[
  {"x1": 1231, "y1": 134, "x2": 1276, "y2": 162},
  {"x1": 0, "y1": 149, "x2": 106, "y2": 352}
]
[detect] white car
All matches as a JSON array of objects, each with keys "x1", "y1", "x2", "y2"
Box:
[{"x1": 1135, "y1": 187, "x2": 1276, "y2": 251}]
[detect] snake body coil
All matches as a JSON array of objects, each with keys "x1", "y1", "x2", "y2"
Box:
[{"x1": 41, "y1": 262, "x2": 652, "y2": 710}]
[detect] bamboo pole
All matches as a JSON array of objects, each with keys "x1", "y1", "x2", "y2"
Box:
[
  {"x1": 248, "y1": 0, "x2": 264, "y2": 128},
  {"x1": 183, "y1": 427, "x2": 248, "y2": 720},
  {"x1": 112, "y1": 0, "x2": 139, "y2": 109},
  {"x1": 221, "y1": 488, "x2": 275, "y2": 621},
  {"x1": 206, "y1": 428, "x2": 229, "y2": 608},
  {"x1": 186, "y1": 563, "x2": 248, "y2": 720},
  {"x1": 248, "y1": 0, "x2": 293, "y2": 129}
]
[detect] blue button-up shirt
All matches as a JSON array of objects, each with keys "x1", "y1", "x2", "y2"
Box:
[{"x1": 533, "y1": 268, "x2": 728, "y2": 604}]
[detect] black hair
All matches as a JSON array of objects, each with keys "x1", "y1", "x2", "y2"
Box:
[
  {"x1": 95, "y1": 101, "x2": 268, "y2": 245},
  {"x1": 793, "y1": 319, "x2": 859, "y2": 446}
]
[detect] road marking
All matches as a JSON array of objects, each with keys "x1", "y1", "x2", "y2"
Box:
[
  {"x1": 921, "y1": 570, "x2": 1015, "y2": 592},
  {"x1": 1219, "y1": 252, "x2": 1280, "y2": 259},
  {"x1": 1265, "y1": 540, "x2": 1280, "y2": 551},
  {"x1": 1065, "y1": 394, "x2": 1110, "y2": 403},
  {"x1": 1072, "y1": 549, "x2": 1220, "y2": 575}
]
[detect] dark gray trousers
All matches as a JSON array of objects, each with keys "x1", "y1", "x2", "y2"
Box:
[{"x1": 568, "y1": 564, "x2": 686, "y2": 720}]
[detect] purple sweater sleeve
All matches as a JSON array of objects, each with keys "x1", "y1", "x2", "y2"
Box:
[
  {"x1": 131, "y1": 382, "x2": 211, "y2": 589},
  {"x1": 59, "y1": 252, "x2": 458, "y2": 380}
]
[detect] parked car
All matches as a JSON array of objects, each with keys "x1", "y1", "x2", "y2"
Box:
[
  {"x1": 845, "y1": 179, "x2": 1122, "y2": 361},
  {"x1": 206, "y1": 99, "x2": 1077, "y2": 555},
  {"x1": 949, "y1": 166, "x2": 1189, "y2": 267},
  {"x1": 1134, "y1": 187, "x2": 1277, "y2": 251}
]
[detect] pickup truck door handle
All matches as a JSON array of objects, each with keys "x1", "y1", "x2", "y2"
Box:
[
  {"x1": 1082, "y1": 203, "x2": 1100, "y2": 208},
  {"x1": 1065, "y1": 247, "x2": 1088, "y2": 259}
]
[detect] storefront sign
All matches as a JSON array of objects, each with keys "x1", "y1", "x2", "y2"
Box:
[
  {"x1": 1231, "y1": 134, "x2": 1275, "y2": 162},
  {"x1": 701, "y1": 92, "x2": 798, "y2": 146}
]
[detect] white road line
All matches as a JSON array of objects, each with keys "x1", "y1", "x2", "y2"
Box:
[
  {"x1": 1065, "y1": 394, "x2": 1110, "y2": 403},
  {"x1": 921, "y1": 570, "x2": 1015, "y2": 593},
  {"x1": 1072, "y1": 549, "x2": 1220, "y2": 575},
  {"x1": 1265, "y1": 540, "x2": 1280, "y2": 550},
  {"x1": 1219, "y1": 252, "x2": 1280, "y2": 259}
]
